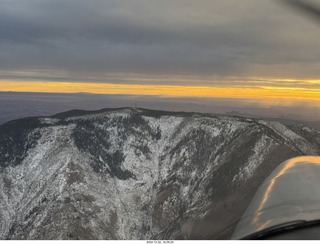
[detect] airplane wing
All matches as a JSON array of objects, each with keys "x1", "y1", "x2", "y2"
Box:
[
  {"x1": 281, "y1": 0, "x2": 320, "y2": 23},
  {"x1": 232, "y1": 156, "x2": 320, "y2": 240}
]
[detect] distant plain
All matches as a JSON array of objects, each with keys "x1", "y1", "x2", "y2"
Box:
[{"x1": 1, "y1": 92, "x2": 319, "y2": 129}]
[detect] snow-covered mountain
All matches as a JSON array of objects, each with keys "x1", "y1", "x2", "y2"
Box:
[{"x1": 0, "y1": 108, "x2": 319, "y2": 240}]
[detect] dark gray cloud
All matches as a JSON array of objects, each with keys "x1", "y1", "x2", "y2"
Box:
[{"x1": 1, "y1": 0, "x2": 320, "y2": 84}]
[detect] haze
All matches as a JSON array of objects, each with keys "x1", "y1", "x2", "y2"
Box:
[{"x1": 0, "y1": 0, "x2": 320, "y2": 123}]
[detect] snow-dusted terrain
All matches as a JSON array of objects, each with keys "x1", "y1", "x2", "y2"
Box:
[{"x1": 0, "y1": 108, "x2": 319, "y2": 240}]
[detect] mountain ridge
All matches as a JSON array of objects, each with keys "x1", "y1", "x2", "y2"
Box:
[{"x1": 0, "y1": 107, "x2": 319, "y2": 239}]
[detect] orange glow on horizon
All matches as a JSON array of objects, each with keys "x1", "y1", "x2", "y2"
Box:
[{"x1": 0, "y1": 81, "x2": 320, "y2": 102}]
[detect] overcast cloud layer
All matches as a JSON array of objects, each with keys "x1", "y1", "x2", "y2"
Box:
[{"x1": 1, "y1": 0, "x2": 320, "y2": 85}]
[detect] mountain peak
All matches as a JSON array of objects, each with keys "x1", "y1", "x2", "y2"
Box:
[{"x1": 0, "y1": 108, "x2": 319, "y2": 239}]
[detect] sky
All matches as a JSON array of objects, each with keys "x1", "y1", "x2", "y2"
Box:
[{"x1": 1, "y1": 0, "x2": 320, "y2": 103}]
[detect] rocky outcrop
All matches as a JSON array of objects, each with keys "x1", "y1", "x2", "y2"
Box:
[{"x1": 0, "y1": 108, "x2": 319, "y2": 240}]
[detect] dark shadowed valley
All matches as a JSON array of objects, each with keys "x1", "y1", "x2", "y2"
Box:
[{"x1": 0, "y1": 107, "x2": 319, "y2": 239}]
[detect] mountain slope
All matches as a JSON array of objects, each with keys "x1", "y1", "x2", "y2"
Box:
[{"x1": 0, "y1": 108, "x2": 319, "y2": 240}]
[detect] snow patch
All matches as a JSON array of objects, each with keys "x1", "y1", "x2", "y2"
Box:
[{"x1": 235, "y1": 134, "x2": 269, "y2": 181}]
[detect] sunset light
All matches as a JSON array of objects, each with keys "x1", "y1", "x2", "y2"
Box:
[
  {"x1": 2, "y1": 0, "x2": 320, "y2": 240},
  {"x1": 1, "y1": 80, "x2": 320, "y2": 102}
]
